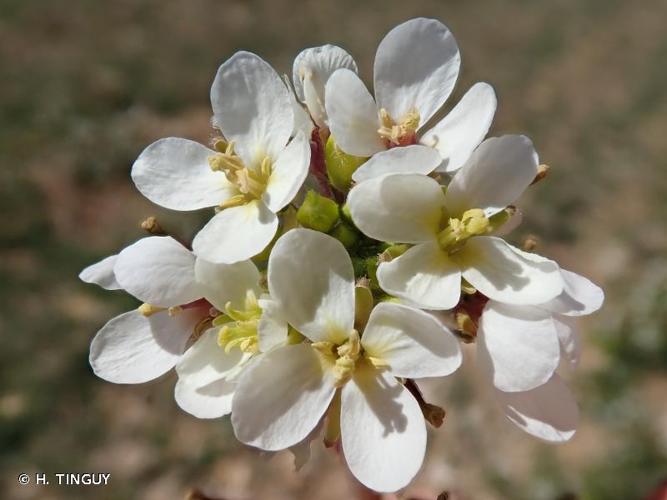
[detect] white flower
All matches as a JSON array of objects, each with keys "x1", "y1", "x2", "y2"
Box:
[
  {"x1": 230, "y1": 228, "x2": 462, "y2": 492},
  {"x1": 82, "y1": 236, "x2": 287, "y2": 419},
  {"x1": 478, "y1": 269, "x2": 604, "y2": 441},
  {"x1": 131, "y1": 52, "x2": 311, "y2": 264},
  {"x1": 292, "y1": 45, "x2": 358, "y2": 129},
  {"x1": 348, "y1": 135, "x2": 564, "y2": 309},
  {"x1": 325, "y1": 17, "x2": 496, "y2": 176}
]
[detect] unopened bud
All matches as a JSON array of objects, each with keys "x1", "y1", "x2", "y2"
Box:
[
  {"x1": 325, "y1": 135, "x2": 368, "y2": 192},
  {"x1": 330, "y1": 222, "x2": 359, "y2": 248},
  {"x1": 354, "y1": 284, "x2": 374, "y2": 330},
  {"x1": 379, "y1": 243, "x2": 409, "y2": 263},
  {"x1": 297, "y1": 190, "x2": 340, "y2": 233}
]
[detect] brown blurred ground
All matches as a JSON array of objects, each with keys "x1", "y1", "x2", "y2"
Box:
[{"x1": 1, "y1": 0, "x2": 666, "y2": 499}]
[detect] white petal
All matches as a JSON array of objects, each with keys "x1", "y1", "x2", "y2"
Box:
[
  {"x1": 115, "y1": 236, "x2": 201, "y2": 307},
  {"x1": 292, "y1": 45, "x2": 358, "y2": 127},
  {"x1": 211, "y1": 51, "x2": 293, "y2": 165},
  {"x1": 194, "y1": 258, "x2": 261, "y2": 311},
  {"x1": 374, "y1": 18, "x2": 460, "y2": 128},
  {"x1": 285, "y1": 74, "x2": 316, "y2": 137},
  {"x1": 268, "y1": 229, "x2": 354, "y2": 344},
  {"x1": 174, "y1": 377, "x2": 235, "y2": 419},
  {"x1": 79, "y1": 255, "x2": 121, "y2": 290},
  {"x1": 495, "y1": 374, "x2": 579, "y2": 443},
  {"x1": 544, "y1": 269, "x2": 605, "y2": 316},
  {"x1": 422, "y1": 82, "x2": 497, "y2": 173},
  {"x1": 257, "y1": 297, "x2": 289, "y2": 352},
  {"x1": 325, "y1": 69, "x2": 384, "y2": 156},
  {"x1": 131, "y1": 138, "x2": 234, "y2": 211},
  {"x1": 457, "y1": 237, "x2": 563, "y2": 305},
  {"x1": 341, "y1": 363, "x2": 426, "y2": 492},
  {"x1": 176, "y1": 329, "x2": 246, "y2": 389},
  {"x1": 192, "y1": 200, "x2": 278, "y2": 264},
  {"x1": 262, "y1": 131, "x2": 311, "y2": 212},
  {"x1": 478, "y1": 302, "x2": 560, "y2": 392},
  {"x1": 89, "y1": 309, "x2": 199, "y2": 384},
  {"x1": 445, "y1": 135, "x2": 538, "y2": 218},
  {"x1": 231, "y1": 343, "x2": 336, "y2": 450},
  {"x1": 362, "y1": 302, "x2": 462, "y2": 378},
  {"x1": 554, "y1": 315, "x2": 580, "y2": 369},
  {"x1": 377, "y1": 241, "x2": 461, "y2": 310},
  {"x1": 348, "y1": 173, "x2": 445, "y2": 243},
  {"x1": 351, "y1": 145, "x2": 442, "y2": 183}
]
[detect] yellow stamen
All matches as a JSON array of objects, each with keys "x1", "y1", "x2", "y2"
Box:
[
  {"x1": 437, "y1": 208, "x2": 491, "y2": 253},
  {"x1": 138, "y1": 303, "x2": 165, "y2": 317},
  {"x1": 216, "y1": 291, "x2": 262, "y2": 354},
  {"x1": 208, "y1": 141, "x2": 273, "y2": 207},
  {"x1": 377, "y1": 108, "x2": 420, "y2": 146}
]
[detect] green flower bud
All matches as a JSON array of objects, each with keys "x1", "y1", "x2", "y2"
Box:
[
  {"x1": 330, "y1": 222, "x2": 359, "y2": 248},
  {"x1": 365, "y1": 256, "x2": 380, "y2": 290},
  {"x1": 354, "y1": 284, "x2": 374, "y2": 330},
  {"x1": 325, "y1": 135, "x2": 367, "y2": 192},
  {"x1": 297, "y1": 190, "x2": 340, "y2": 233},
  {"x1": 340, "y1": 203, "x2": 354, "y2": 225}
]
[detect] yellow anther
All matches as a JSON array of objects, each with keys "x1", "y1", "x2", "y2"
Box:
[
  {"x1": 208, "y1": 142, "x2": 273, "y2": 208},
  {"x1": 216, "y1": 291, "x2": 262, "y2": 354},
  {"x1": 531, "y1": 164, "x2": 550, "y2": 185},
  {"x1": 138, "y1": 303, "x2": 165, "y2": 317},
  {"x1": 377, "y1": 107, "x2": 420, "y2": 146},
  {"x1": 437, "y1": 208, "x2": 491, "y2": 253},
  {"x1": 212, "y1": 138, "x2": 229, "y2": 153}
]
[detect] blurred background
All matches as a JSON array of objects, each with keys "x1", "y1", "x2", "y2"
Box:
[{"x1": 2, "y1": 0, "x2": 666, "y2": 498}]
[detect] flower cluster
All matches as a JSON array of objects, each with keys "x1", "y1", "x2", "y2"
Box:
[{"x1": 80, "y1": 18, "x2": 603, "y2": 492}]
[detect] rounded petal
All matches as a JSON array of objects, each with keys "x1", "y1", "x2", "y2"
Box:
[
  {"x1": 544, "y1": 269, "x2": 605, "y2": 316},
  {"x1": 231, "y1": 344, "x2": 336, "y2": 450},
  {"x1": 174, "y1": 377, "x2": 235, "y2": 419},
  {"x1": 268, "y1": 229, "x2": 354, "y2": 344},
  {"x1": 351, "y1": 145, "x2": 442, "y2": 183},
  {"x1": 211, "y1": 51, "x2": 293, "y2": 165},
  {"x1": 325, "y1": 69, "x2": 384, "y2": 157},
  {"x1": 79, "y1": 255, "x2": 121, "y2": 290},
  {"x1": 341, "y1": 363, "x2": 426, "y2": 492},
  {"x1": 192, "y1": 200, "x2": 278, "y2": 264},
  {"x1": 293, "y1": 45, "x2": 358, "y2": 127},
  {"x1": 478, "y1": 302, "x2": 560, "y2": 392},
  {"x1": 495, "y1": 374, "x2": 579, "y2": 443},
  {"x1": 374, "y1": 18, "x2": 460, "y2": 128},
  {"x1": 362, "y1": 302, "x2": 462, "y2": 378},
  {"x1": 115, "y1": 236, "x2": 201, "y2": 307},
  {"x1": 257, "y1": 297, "x2": 289, "y2": 352},
  {"x1": 176, "y1": 329, "x2": 246, "y2": 389},
  {"x1": 348, "y1": 173, "x2": 445, "y2": 243},
  {"x1": 194, "y1": 258, "x2": 261, "y2": 311},
  {"x1": 554, "y1": 315, "x2": 580, "y2": 369},
  {"x1": 445, "y1": 135, "x2": 538, "y2": 218},
  {"x1": 377, "y1": 242, "x2": 461, "y2": 310},
  {"x1": 131, "y1": 138, "x2": 233, "y2": 211},
  {"x1": 89, "y1": 309, "x2": 199, "y2": 384},
  {"x1": 457, "y1": 237, "x2": 563, "y2": 305},
  {"x1": 422, "y1": 82, "x2": 497, "y2": 173},
  {"x1": 262, "y1": 131, "x2": 311, "y2": 212}
]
